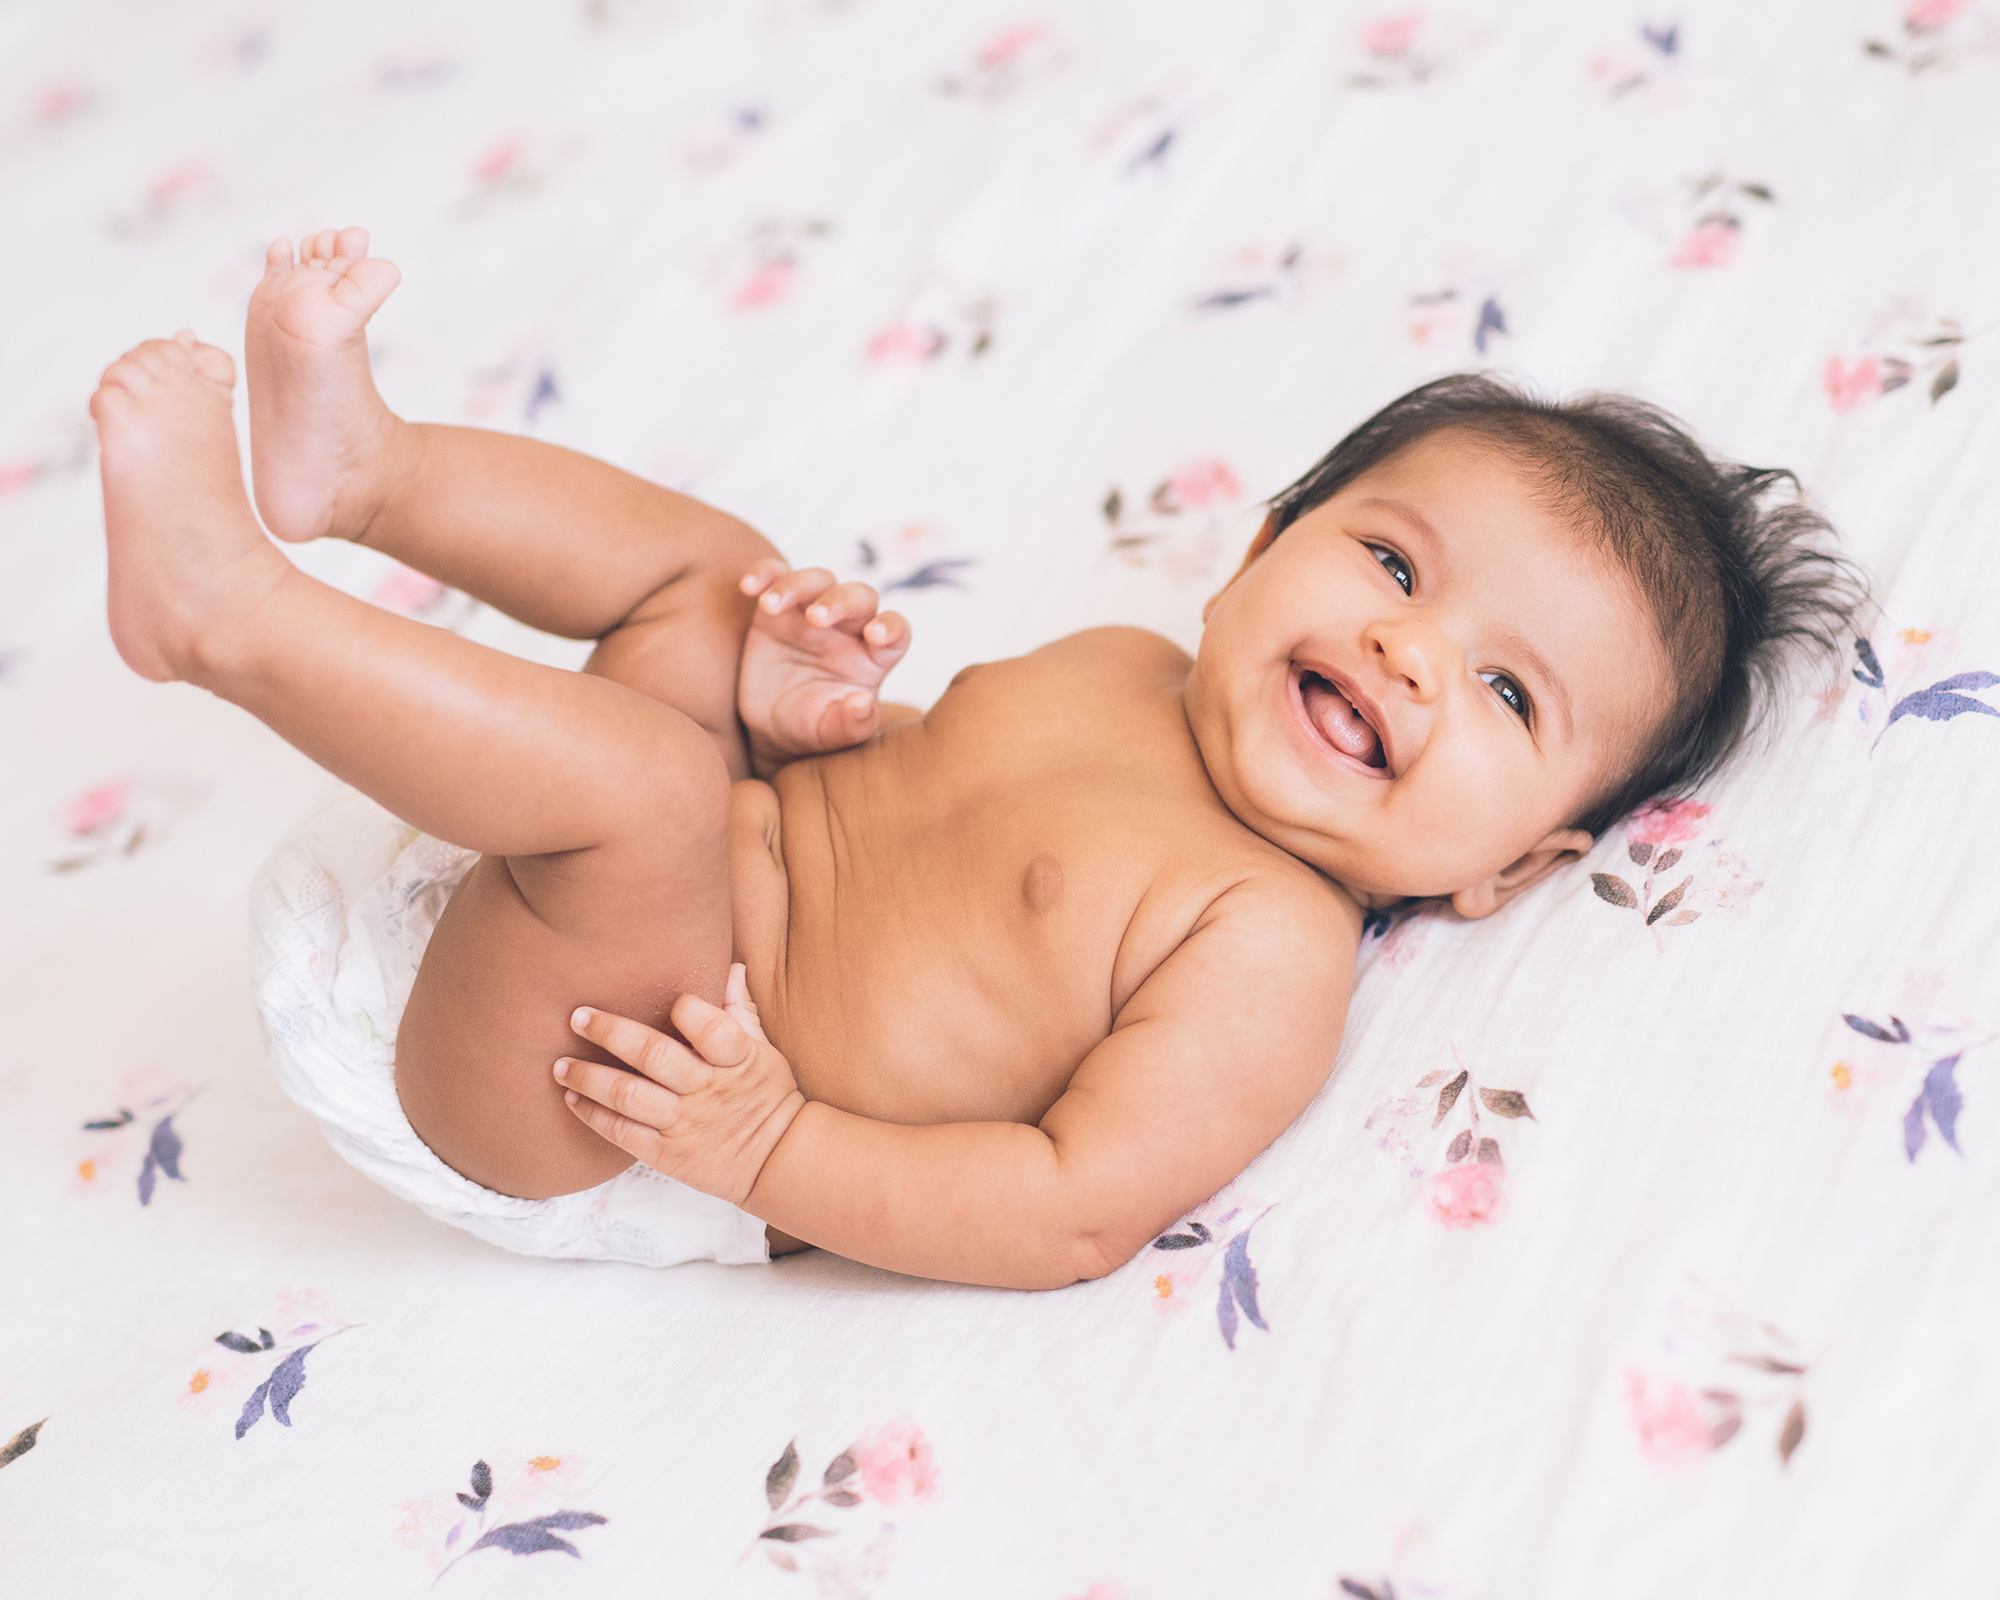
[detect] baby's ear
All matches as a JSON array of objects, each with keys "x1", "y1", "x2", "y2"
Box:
[
  {"x1": 1449, "y1": 828, "x2": 1594, "y2": 920},
  {"x1": 1202, "y1": 510, "x2": 1282, "y2": 624}
]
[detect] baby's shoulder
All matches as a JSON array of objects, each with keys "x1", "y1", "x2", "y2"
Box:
[
  {"x1": 1138, "y1": 843, "x2": 1362, "y2": 1008},
  {"x1": 1031, "y1": 625, "x2": 1191, "y2": 680}
]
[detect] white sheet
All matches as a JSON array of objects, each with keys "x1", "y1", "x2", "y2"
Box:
[{"x1": 4, "y1": 1, "x2": 1998, "y2": 1594}]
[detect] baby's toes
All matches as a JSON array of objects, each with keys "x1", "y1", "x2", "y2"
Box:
[
  {"x1": 187, "y1": 341, "x2": 237, "y2": 390},
  {"x1": 327, "y1": 255, "x2": 401, "y2": 318},
  {"x1": 99, "y1": 345, "x2": 166, "y2": 397}
]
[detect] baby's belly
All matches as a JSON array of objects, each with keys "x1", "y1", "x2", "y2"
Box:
[{"x1": 725, "y1": 771, "x2": 1127, "y2": 1129}]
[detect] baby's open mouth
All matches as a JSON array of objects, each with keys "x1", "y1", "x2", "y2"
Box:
[{"x1": 1299, "y1": 668, "x2": 1386, "y2": 768}]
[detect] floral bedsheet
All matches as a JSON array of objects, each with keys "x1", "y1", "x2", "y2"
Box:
[{"x1": 4, "y1": 1, "x2": 1998, "y2": 1595}]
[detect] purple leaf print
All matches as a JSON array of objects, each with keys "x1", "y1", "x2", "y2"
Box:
[
  {"x1": 136, "y1": 1116, "x2": 184, "y2": 1207},
  {"x1": 457, "y1": 1458, "x2": 493, "y2": 1511},
  {"x1": 1152, "y1": 1220, "x2": 1212, "y2": 1250},
  {"x1": 1842, "y1": 1013, "x2": 1910, "y2": 1043},
  {"x1": 1473, "y1": 295, "x2": 1508, "y2": 354},
  {"x1": 1885, "y1": 671, "x2": 2000, "y2": 731},
  {"x1": 469, "y1": 1511, "x2": 608, "y2": 1560},
  {"x1": 1215, "y1": 1230, "x2": 1268, "y2": 1352},
  {"x1": 1195, "y1": 287, "x2": 1277, "y2": 311},
  {"x1": 1852, "y1": 638, "x2": 1886, "y2": 688},
  {"x1": 1641, "y1": 23, "x2": 1678, "y2": 55},
  {"x1": 1920, "y1": 1055, "x2": 1964, "y2": 1155},
  {"x1": 234, "y1": 1340, "x2": 327, "y2": 1438},
  {"x1": 882, "y1": 558, "x2": 976, "y2": 593},
  {"x1": 266, "y1": 1343, "x2": 317, "y2": 1426},
  {"x1": 524, "y1": 369, "x2": 560, "y2": 422},
  {"x1": 213, "y1": 1327, "x2": 275, "y2": 1354},
  {"x1": 235, "y1": 1377, "x2": 273, "y2": 1440},
  {"x1": 83, "y1": 1107, "x2": 135, "y2": 1130},
  {"x1": 1902, "y1": 1096, "x2": 1928, "y2": 1161},
  {"x1": 1127, "y1": 128, "x2": 1174, "y2": 172}
]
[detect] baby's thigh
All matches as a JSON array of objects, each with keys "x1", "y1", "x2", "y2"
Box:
[{"x1": 395, "y1": 827, "x2": 734, "y2": 1200}]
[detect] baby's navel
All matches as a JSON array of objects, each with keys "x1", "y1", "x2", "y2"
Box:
[{"x1": 1022, "y1": 853, "x2": 1064, "y2": 913}]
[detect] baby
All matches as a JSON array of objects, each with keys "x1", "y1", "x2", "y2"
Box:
[{"x1": 93, "y1": 229, "x2": 1857, "y2": 1287}]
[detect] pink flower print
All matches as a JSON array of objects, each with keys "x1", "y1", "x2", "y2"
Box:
[
  {"x1": 31, "y1": 80, "x2": 97, "y2": 129},
  {"x1": 1624, "y1": 798, "x2": 1710, "y2": 847},
  {"x1": 1362, "y1": 12, "x2": 1424, "y2": 56},
  {"x1": 1623, "y1": 1368, "x2": 1712, "y2": 1462},
  {"x1": 1158, "y1": 458, "x2": 1243, "y2": 512},
  {"x1": 370, "y1": 566, "x2": 445, "y2": 614},
  {"x1": 854, "y1": 1417, "x2": 938, "y2": 1506},
  {"x1": 732, "y1": 258, "x2": 796, "y2": 312},
  {"x1": 865, "y1": 322, "x2": 944, "y2": 368},
  {"x1": 1906, "y1": 0, "x2": 1971, "y2": 30},
  {"x1": 62, "y1": 778, "x2": 132, "y2": 837},
  {"x1": 1148, "y1": 1261, "x2": 1201, "y2": 1313},
  {"x1": 503, "y1": 1452, "x2": 584, "y2": 1501},
  {"x1": 1421, "y1": 1162, "x2": 1506, "y2": 1229},
  {"x1": 470, "y1": 136, "x2": 526, "y2": 184},
  {"x1": 1668, "y1": 218, "x2": 1741, "y2": 269},
  {"x1": 1822, "y1": 355, "x2": 1883, "y2": 413},
  {"x1": 978, "y1": 22, "x2": 1049, "y2": 66},
  {"x1": 146, "y1": 159, "x2": 213, "y2": 211}
]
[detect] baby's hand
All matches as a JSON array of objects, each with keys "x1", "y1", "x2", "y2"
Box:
[
  {"x1": 737, "y1": 559, "x2": 911, "y2": 774},
  {"x1": 556, "y1": 965, "x2": 805, "y2": 1208}
]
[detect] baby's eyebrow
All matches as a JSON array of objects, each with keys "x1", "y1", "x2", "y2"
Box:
[
  {"x1": 1494, "y1": 628, "x2": 1574, "y2": 741},
  {"x1": 1355, "y1": 496, "x2": 1442, "y2": 550}
]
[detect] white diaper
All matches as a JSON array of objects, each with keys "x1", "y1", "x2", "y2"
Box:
[{"x1": 248, "y1": 789, "x2": 770, "y2": 1269}]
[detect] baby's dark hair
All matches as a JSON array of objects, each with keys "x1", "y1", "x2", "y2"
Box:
[{"x1": 1265, "y1": 373, "x2": 1866, "y2": 836}]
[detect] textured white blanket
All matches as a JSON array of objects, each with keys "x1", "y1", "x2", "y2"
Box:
[{"x1": 4, "y1": 1, "x2": 1998, "y2": 1595}]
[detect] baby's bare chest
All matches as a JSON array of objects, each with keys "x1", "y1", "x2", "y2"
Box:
[{"x1": 732, "y1": 656, "x2": 1256, "y2": 1126}]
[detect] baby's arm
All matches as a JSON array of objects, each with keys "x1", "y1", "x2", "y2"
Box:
[{"x1": 559, "y1": 876, "x2": 1356, "y2": 1289}]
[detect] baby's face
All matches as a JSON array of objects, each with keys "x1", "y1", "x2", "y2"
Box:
[{"x1": 1185, "y1": 430, "x2": 1669, "y2": 908}]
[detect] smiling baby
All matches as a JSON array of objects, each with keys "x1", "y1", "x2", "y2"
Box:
[{"x1": 91, "y1": 229, "x2": 1860, "y2": 1286}]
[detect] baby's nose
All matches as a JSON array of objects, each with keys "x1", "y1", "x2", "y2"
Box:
[{"x1": 1368, "y1": 617, "x2": 1458, "y2": 704}]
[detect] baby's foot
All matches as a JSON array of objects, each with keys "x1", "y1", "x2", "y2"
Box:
[
  {"x1": 92, "y1": 332, "x2": 290, "y2": 683},
  {"x1": 245, "y1": 227, "x2": 404, "y2": 543}
]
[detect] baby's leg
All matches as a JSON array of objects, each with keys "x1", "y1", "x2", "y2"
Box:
[
  {"x1": 94, "y1": 335, "x2": 731, "y2": 1198},
  {"x1": 245, "y1": 229, "x2": 776, "y2": 774}
]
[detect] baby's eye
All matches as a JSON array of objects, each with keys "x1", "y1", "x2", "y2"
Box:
[
  {"x1": 1480, "y1": 670, "x2": 1530, "y2": 721},
  {"x1": 1369, "y1": 545, "x2": 1413, "y2": 595}
]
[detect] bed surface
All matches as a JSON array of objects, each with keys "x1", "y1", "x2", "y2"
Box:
[{"x1": 4, "y1": 1, "x2": 1998, "y2": 1594}]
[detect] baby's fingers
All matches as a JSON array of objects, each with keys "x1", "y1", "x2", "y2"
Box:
[
  {"x1": 803, "y1": 581, "x2": 881, "y2": 632},
  {"x1": 570, "y1": 1006, "x2": 714, "y2": 1093},
  {"x1": 756, "y1": 566, "x2": 838, "y2": 619},
  {"x1": 740, "y1": 558, "x2": 791, "y2": 599},
  {"x1": 816, "y1": 688, "x2": 880, "y2": 748},
  {"x1": 555, "y1": 1057, "x2": 681, "y2": 1132},
  {"x1": 562, "y1": 1083, "x2": 671, "y2": 1168},
  {"x1": 861, "y1": 609, "x2": 911, "y2": 667},
  {"x1": 669, "y1": 993, "x2": 759, "y2": 1070}
]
